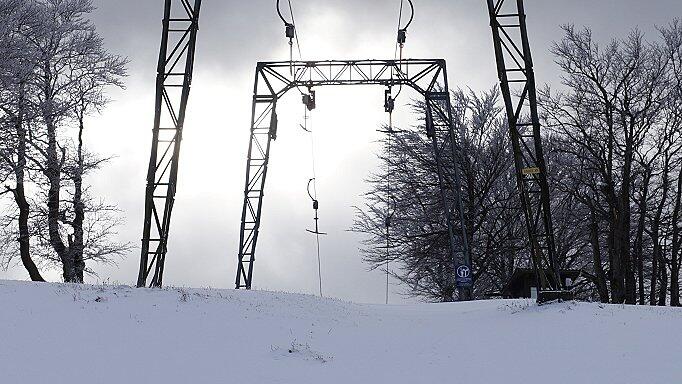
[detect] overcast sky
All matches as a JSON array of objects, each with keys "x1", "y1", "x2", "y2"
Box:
[{"x1": 3, "y1": 0, "x2": 682, "y2": 303}]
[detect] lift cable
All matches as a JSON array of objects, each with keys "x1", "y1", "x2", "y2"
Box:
[
  {"x1": 384, "y1": 121, "x2": 397, "y2": 305},
  {"x1": 395, "y1": 0, "x2": 414, "y2": 71},
  {"x1": 301, "y1": 90, "x2": 324, "y2": 298},
  {"x1": 276, "y1": 0, "x2": 303, "y2": 74},
  {"x1": 382, "y1": 84, "x2": 398, "y2": 304},
  {"x1": 395, "y1": 0, "x2": 414, "y2": 60},
  {"x1": 393, "y1": 0, "x2": 403, "y2": 59},
  {"x1": 306, "y1": 177, "x2": 325, "y2": 298},
  {"x1": 382, "y1": 0, "x2": 412, "y2": 303},
  {"x1": 390, "y1": 0, "x2": 414, "y2": 109},
  {"x1": 287, "y1": 0, "x2": 303, "y2": 59}
]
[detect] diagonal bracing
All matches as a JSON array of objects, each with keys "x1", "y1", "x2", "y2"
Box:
[
  {"x1": 487, "y1": 0, "x2": 571, "y2": 302},
  {"x1": 137, "y1": 0, "x2": 201, "y2": 288}
]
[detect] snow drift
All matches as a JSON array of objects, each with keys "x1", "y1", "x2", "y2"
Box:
[{"x1": 1, "y1": 280, "x2": 680, "y2": 383}]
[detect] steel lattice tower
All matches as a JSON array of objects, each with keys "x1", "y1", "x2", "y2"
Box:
[
  {"x1": 137, "y1": 0, "x2": 201, "y2": 287},
  {"x1": 487, "y1": 0, "x2": 570, "y2": 301}
]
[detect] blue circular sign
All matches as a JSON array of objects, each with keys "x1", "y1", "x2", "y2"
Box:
[{"x1": 456, "y1": 265, "x2": 470, "y2": 278}]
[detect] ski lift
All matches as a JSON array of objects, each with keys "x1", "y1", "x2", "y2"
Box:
[
  {"x1": 306, "y1": 178, "x2": 327, "y2": 237},
  {"x1": 302, "y1": 89, "x2": 316, "y2": 111},
  {"x1": 276, "y1": 0, "x2": 295, "y2": 46},
  {"x1": 396, "y1": 0, "x2": 414, "y2": 55}
]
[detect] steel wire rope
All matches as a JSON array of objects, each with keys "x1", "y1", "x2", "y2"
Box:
[
  {"x1": 384, "y1": 0, "x2": 413, "y2": 304},
  {"x1": 302, "y1": 105, "x2": 324, "y2": 298}
]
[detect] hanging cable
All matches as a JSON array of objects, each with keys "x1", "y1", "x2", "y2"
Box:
[
  {"x1": 385, "y1": 196, "x2": 396, "y2": 304},
  {"x1": 287, "y1": 0, "x2": 303, "y2": 59},
  {"x1": 382, "y1": 0, "x2": 413, "y2": 302},
  {"x1": 300, "y1": 88, "x2": 324, "y2": 298},
  {"x1": 382, "y1": 84, "x2": 399, "y2": 304},
  {"x1": 306, "y1": 178, "x2": 325, "y2": 298},
  {"x1": 384, "y1": 134, "x2": 396, "y2": 304},
  {"x1": 395, "y1": 0, "x2": 414, "y2": 67},
  {"x1": 277, "y1": 0, "x2": 303, "y2": 75},
  {"x1": 389, "y1": 0, "x2": 414, "y2": 112}
]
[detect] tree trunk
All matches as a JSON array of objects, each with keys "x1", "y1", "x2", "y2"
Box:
[
  {"x1": 12, "y1": 83, "x2": 44, "y2": 282},
  {"x1": 650, "y1": 155, "x2": 672, "y2": 305},
  {"x1": 47, "y1": 125, "x2": 73, "y2": 282},
  {"x1": 650, "y1": 237, "x2": 658, "y2": 305},
  {"x1": 633, "y1": 169, "x2": 651, "y2": 305},
  {"x1": 71, "y1": 113, "x2": 86, "y2": 282},
  {"x1": 606, "y1": 195, "x2": 621, "y2": 302},
  {"x1": 610, "y1": 207, "x2": 626, "y2": 303},
  {"x1": 603, "y1": 95, "x2": 625, "y2": 304},
  {"x1": 619, "y1": 141, "x2": 635, "y2": 304},
  {"x1": 670, "y1": 166, "x2": 682, "y2": 306},
  {"x1": 41, "y1": 66, "x2": 73, "y2": 282},
  {"x1": 658, "y1": 233, "x2": 669, "y2": 306},
  {"x1": 589, "y1": 208, "x2": 609, "y2": 303}
]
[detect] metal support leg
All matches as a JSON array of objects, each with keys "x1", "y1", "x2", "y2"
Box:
[
  {"x1": 487, "y1": 0, "x2": 570, "y2": 302},
  {"x1": 236, "y1": 66, "x2": 278, "y2": 289},
  {"x1": 138, "y1": 0, "x2": 201, "y2": 288},
  {"x1": 425, "y1": 89, "x2": 472, "y2": 300}
]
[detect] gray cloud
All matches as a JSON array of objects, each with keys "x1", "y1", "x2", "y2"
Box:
[{"x1": 4, "y1": 0, "x2": 681, "y2": 303}]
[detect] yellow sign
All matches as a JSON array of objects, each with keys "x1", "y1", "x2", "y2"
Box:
[{"x1": 522, "y1": 167, "x2": 541, "y2": 175}]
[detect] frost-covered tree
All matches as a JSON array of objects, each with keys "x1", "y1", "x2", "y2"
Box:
[
  {"x1": 541, "y1": 24, "x2": 681, "y2": 304},
  {"x1": 0, "y1": 0, "x2": 129, "y2": 282},
  {"x1": 0, "y1": 0, "x2": 46, "y2": 281},
  {"x1": 358, "y1": 21, "x2": 682, "y2": 306},
  {"x1": 354, "y1": 88, "x2": 525, "y2": 301}
]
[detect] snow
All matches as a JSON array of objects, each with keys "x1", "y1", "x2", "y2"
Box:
[{"x1": 1, "y1": 280, "x2": 681, "y2": 383}]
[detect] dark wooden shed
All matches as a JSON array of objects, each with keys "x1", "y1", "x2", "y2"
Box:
[{"x1": 503, "y1": 268, "x2": 580, "y2": 299}]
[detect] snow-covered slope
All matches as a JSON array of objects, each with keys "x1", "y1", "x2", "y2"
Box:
[{"x1": 1, "y1": 280, "x2": 680, "y2": 383}]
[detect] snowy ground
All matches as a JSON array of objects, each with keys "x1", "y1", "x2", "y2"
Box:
[{"x1": 1, "y1": 280, "x2": 681, "y2": 383}]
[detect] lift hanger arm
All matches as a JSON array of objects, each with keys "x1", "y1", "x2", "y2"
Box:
[
  {"x1": 276, "y1": 0, "x2": 293, "y2": 26},
  {"x1": 399, "y1": 0, "x2": 414, "y2": 31}
]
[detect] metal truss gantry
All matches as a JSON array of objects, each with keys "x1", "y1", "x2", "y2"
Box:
[
  {"x1": 136, "y1": 0, "x2": 566, "y2": 303},
  {"x1": 236, "y1": 59, "x2": 472, "y2": 296},
  {"x1": 137, "y1": 0, "x2": 201, "y2": 287},
  {"x1": 487, "y1": 0, "x2": 570, "y2": 301}
]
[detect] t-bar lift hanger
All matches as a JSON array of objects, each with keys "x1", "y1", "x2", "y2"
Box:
[
  {"x1": 396, "y1": 0, "x2": 414, "y2": 61},
  {"x1": 277, "y1": 0, "x2": 300, "y2": 74}
]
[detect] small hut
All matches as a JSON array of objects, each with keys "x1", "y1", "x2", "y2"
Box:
[{"x1": 503, "y1": 268, "x2": 580, "y2": 299}]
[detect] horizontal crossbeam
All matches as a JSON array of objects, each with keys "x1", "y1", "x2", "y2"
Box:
[
  {"x1": 256, "y1": 59, "x2": 446, "y2": 97},
  {"x1": 236, "y1": 58, "x2": 472, "y2": 295}
]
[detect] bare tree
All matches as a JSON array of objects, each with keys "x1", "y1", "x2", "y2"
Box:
[
  {"x1": 659, "y1": 19, "x2": 682, "y2": 306},
  {"x1": 357, "y1": 22, "x2": 682, "y2": 305},
  {"x1": 0, "y1": 0, "x2": 45, "y2": 281},
  {"x1": 541, "y1": 25, "x2": 671, "y2": 304},
  {"x1": 62, "y1": 23, "x2": 127, "y2": 281},
  {"x1": 354, "y1": 88, "x2": 521, "y2": 301},
  {"x1": 0, "y1": 0, "x2": 129, "y2": 282},
  {"x1": 21, "y1": 0, "x2": 128, "y2": 282}
]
